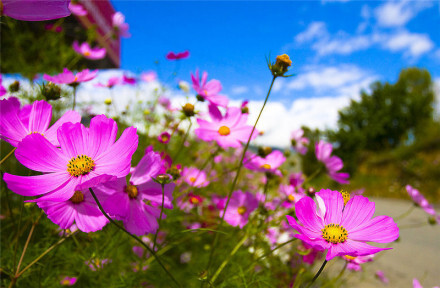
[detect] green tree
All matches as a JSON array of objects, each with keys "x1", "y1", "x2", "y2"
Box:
[{"x1": 328, "y1": 67, "x2": 436, "y2": 173}]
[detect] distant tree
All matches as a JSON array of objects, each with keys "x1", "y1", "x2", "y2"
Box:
[{"x1": 328, "y1": 67, "x2": 436, "y2": 173}]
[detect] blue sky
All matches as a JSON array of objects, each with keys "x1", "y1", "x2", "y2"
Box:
[{"x1": 113, "y1": 0, "x2": 440, "y2": 104}]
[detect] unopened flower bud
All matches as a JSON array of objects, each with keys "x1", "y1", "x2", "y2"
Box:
[
  {"x1": 153, "y1": 174, "x2": 172, "y2": 185},
  {"x1": 306, "y1": 187, "x2": 316, "y2": 196},
  {"x1": 9, "y1": 81, "x2": 20, "y2": 93},
  {"x1": 178, "y1": 81, "x2": 190, "y2": 93},
  {"x1": 182, "y1": 103, "x2": 195, "y2": 117},
  {"x1": 241, "y1": 106, "x2": 249, "y2": 114},
  {"x1": 104, "y1": 98, "x2": 112, "y2": 105},
  {"x1": 258, "y1": 146, "x2": 272, "y2": 158},
  {"x1": 196, "y1": 95, "x2": 205, "y2": 102},
  {"x1": 40, "y1": 82, "x2": 61, "y2": 101},
  {"x1": 268, "y1": 54, "x2": 293, "y2": 77},
  {"x1": 167, "y1": 165, "x2": 182, "y2": 180}
]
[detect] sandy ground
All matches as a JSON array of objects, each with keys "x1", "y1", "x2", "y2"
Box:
[{"x1": 320, "y1": 197, "x2": 440, "y2": 288}]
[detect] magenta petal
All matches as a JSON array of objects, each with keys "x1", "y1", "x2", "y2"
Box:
[
  {"x1": 341, "y1": 195, "x2": 375, "y2": 231},
  {"x1": 349, "y1": 215, "x2": 399, "y2": 243},
  {"x1": 0, "y1": 98, "x2": 28, "y2": 146},
  {"x1": 124, "y1": 201, "x2": 159, "y2": 236},
  {"x1": 316, "y1": 189, "x2": 344, "y2": 224},
  {"x1": 88, "y1": 115, "x2": 118, "y2": 158},
  {"x1": 294, "y1": 197, "x2": 324, "y2": 233},
  {"x1": 39, "y1": 202, "x2": 76, "y2": 230},
  {"x1": 3, "y1": 0, "x2": 71, "y2": 21},
  {"x1": 15, "y1": 134, "x2": 68, "y2": 172},
  {"x1": 342, "y1": 240, "x2": 391, "y2": 257},
  {"x1": 102, "y1": 192, "x2": 130, "y2": 219},
  {"x1": 3, "y1": 172, "x2": 70, "y2": 197},
  {"x1": 130, "y1": 151, "x2": 162, "y2": 186},
  {"x1": 58, "y1": 122, "x2": 89, "y2": 158},
  {"x1": 138, "y1": 181, "x2": 174, "y2": 209},
  {"x1": 75, "y1": 202, "x2": 109, "y2": 232},
  {"x1": 28, "y1": 176, "x2": 79, "y2": 202},
  {"x1": 28, "y1": 100, "x2": 51, "y2": 134},
  {"x1": 44, "y1": 111, "x2": 81, "y2": 146}
]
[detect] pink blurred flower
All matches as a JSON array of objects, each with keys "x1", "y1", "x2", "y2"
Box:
[
  {"x1": 343, "y1": 254, "x2": 374, "y2": 271},
  {"x1": 95, "y1": 76, "x2": 120, "y2": 88},
  {"x1": 191, "y1": 70, "x2": 228, "y2": 107},
  {"x1": 413, "y1": 278, "x2": 439, "y2": 288},
  {"x1": 3, "y1": 115, "x2": 138, "y2": 201},
  {"x1": 97, "y1": 149, "x2": 174, "y2": 236},
  {"x1": 157, "y1": 132, "x2": 171, "y2": 144},
  {"x1": 166, "y1": 50, "x2": 190, "y2": 60},
  {"x1": 43, "y1": 68, "x2": 98, "y2": 85},
  {"x1": 37, "y1": 175, "x2": 114, "y2": 232},
  {"x1": 68, "y1": 2, "x2": 87, "y2": 16},
  {"x1": 244, "y1": 150, "x2": 286, "y2": 176},
  {"x1": 279, "y1": 184, "x2": 305, "y2": 209},
  {"x1": 315, "y1": 140, "x2": 349, "y2": 184},
  {"x1": 60, "y1": 276, "x2": 77, "y2": 286},
  {"x1": 0, "y1": 75, "x2": 7, "y2": 97},
  {"x1": 2, "y1": 0, "x2": 71, "y2": 21},
  {"x1": 291, "y1": 128, "x2": 309, "y2": 155},
  {"x1": 286, "y1": 189, "x2": 399, "y2": 261},
  {"x1": 72, "y1": 41, "x2": 106, "y2": 60},
  {"x1": 289, "y1": 173, "x2": 305, "y2": 191},
  {"x1": 406, "y1": 185, "x2": 437, "y2": 216},
  {"x1": 194, "y1": 104, "x2": 256, "y2": 149},
  {"x1": 376, "y1": 270, "x2": 389, "y2": 284},
  {"x1": 85, "y1": 258, "x2": 111, "y2": 271},
  {"x1": 141, "y1": 71, "x2": 157, "y2": 82},
  {"x1": 0, "y1": 98, "x2": 81, "y2": 147},
  {"x1": 122, "y1": 75, "x2": 136, "y2": 85},
  {"x1": 221, "y1": 190, "x2": 258, "y2": 229},
  {"x1": 177, "y1": 192, "x2": 204, "y2": 213},
  {"x1": 181, "y1": 167, "x2": 209, "y2": 188},
  {"x1": 112, "y1": 12, "x2": 130, "y2": 38}
]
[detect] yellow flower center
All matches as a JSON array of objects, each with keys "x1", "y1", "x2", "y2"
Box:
[
  {"x1": 340, "y1": 190, "x2": 350, "y2": 205},
  {"x1": 344, "y1": 255, "x2": 356, "y2": 261},
  {"x1": 218, "y1": 126, "x2": 231, "y2": 136},
  {"x1": 67, "y1": 155, "x2": 95, "y2": 177},
  {"x1": 322, "y1": 223, "x2": 348, "y2": 244},
  {"x1": 74, "y1": 75, "x2": 78, "y2": 82},
  {"x1": 124, "y1": 185, "x2": 138, "y2": 199},
  {"x1": 189, "y1": 196, "x2": 200, "y2": 204},
  {"x1": 237, "y1": 206, "x2": 247, "y2": 215},
  {"x1": 261, "y1": 164, "x2": 271, "y2": 170},
  {"x1": 84, "y1": 51, "x2": 91, "y2": 56},
  {"x1": 28, "y1": 131, "x2": 44, "y2": 135},
  {"x1": 70, "y1": 190, "x2": 85, "y2": 204},
  {"x1": 61, "y1": 279, "x2": 72, "y2": 285},
  {"x1": 189, "y1": 177, "x2": 197, "y2": 183},
  {"x1": 287, "y1": 194, "x2": 295, "y2": 202}
]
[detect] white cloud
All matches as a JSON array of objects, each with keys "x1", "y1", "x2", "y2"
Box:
[
  {"x1": 374, "y1": 0, "x2": 432, "y2": 27},
  {"x1": 381, "y1": 30, "x2": 434, "y2": 57},
  {"x1": 230, "y1": 85, "x2": 249, "y2": 95},
  {"x1": 295, "y1": 22, "x2": 328, "y2": 43}
]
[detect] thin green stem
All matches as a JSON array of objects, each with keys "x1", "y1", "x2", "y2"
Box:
[
  {"x1": 88, "y1": 188, "x2": 181, "y2": 288},
  {"x1": 15, "y1": 212, "x2": 43, "y2": 274},
  {"x1": 205, "y1": 76, "x2": 277, "y2": 278},
  {"x1": 305, "y1": 260, "x2": 328, "y2": 288},
  {"x1": 0, "y1": 147, "x2": 16, "y2": 165},
  {"x1": 303, "y1": 167, "x2": 322, "y2": 185},
  {"x1": 394, "y1": 204, "x2": 416, "y2": 221},
  {"x1": 173, "y1": 120, "x2": 192, "y2": 162},
  {"x1": 210, "y1": 233, "x2": 248, "y2": 284},
  {"x1": 153, "y1": 183, "x2": 166, "y2": 251}
]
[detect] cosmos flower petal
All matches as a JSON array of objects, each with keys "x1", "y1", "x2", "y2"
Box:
[
  {"x1": 4, "y1": 172, "x2": 71, "y2": 197},
  {"x1": 341, "y1": 195, "x2": 375, "y2": 231},
  {"x1": 88, "y1": 115, "x2": 118, "y2": 158},
  {"x1": 138, "y1": 182, "x2": 174, "y2": 209},
  {"x1": 342, "y1": 240, "x2": 391, "y2": 257},
  {"x1": 15, "y1": 133, "x2": 68, "y2": 172},
  {"x1": 349, "y1": 215, "x2": 399, "y2": 243},
  {"x1": 39, "y1": 202, "x2": 76, "y2": 230},
  {"x1": 294, "y1": 197, "x2": 324, "y2": 232},
  {"x1": 75, "y1": 202, "x2": 109, "y2": 233},
  {"x1": 124, "y1": 201, "x2": 159, "y2": 236},
  {"x1": 43, "y1": 111, "x2": 81, "y2": 146},
  {"x1": 130, "y1": 150, "x2": 163, "y2": 186},
  {"x1": 0, "y1": 97, "x2": 28, "y2": 146},
  {"x1": 315, "y1": 189, "x2": 343, "y2": 224},
  {"x1": 57, "y1": 122, "x2": 89, "y2": 158},
  {"x1": 28, "y1": 100, "x2": 52, "y2": 133}
]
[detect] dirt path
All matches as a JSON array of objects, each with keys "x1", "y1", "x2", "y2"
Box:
[{"x1": 323, "y1": 197, "x2": 440, "y2": 288}]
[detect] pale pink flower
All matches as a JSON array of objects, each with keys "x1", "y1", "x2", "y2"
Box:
[
  {"x1": 191, "y1": 70, "x2": 228, "y2": 107},
  {"x1": 72, "y1": 41, "x2": 106, "y2": 60},
  {"x1": 68, "y1": 2, "x2": 87, "y2": 16},
  {"x1": 112, "y1": 12, "x2": 130, "y2": 38},
  {"x1": 291, "y1": 128, "x2": 309, "y2": 155},
  {"x1": 221, "y1": 190, "x2": 258, "y2": 229}
]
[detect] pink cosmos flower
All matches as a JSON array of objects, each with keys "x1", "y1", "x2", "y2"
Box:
[
  {"x1": 141, "y1": 71, "x2": 157, "y2": 82},
  {"x1": 68, "y1": 2, "x2": 87, "y2": 16},
  {"x1": 43, "y1": 68, "x2": 98, "y2": 85},
  {"x1": 413, "y1": 278, "x2": 440, "y2": 288},
  {"x1": 299, "y1": 241, "x2": 322, "y2": 265},
  {"x1": 279, "y1": 184, "x2": 304, "y2": 209},
  {"x1": 376, "y1": 270, "x2": 389, "y2": 284},
  {"x1": 166, "y1": 50, "x2": 190, "y2": 60},
  {"x1": 96, "y1": 149, "x2": 174, "y2": 236},
  {"x1": 406, "y1": 185, "x2": 437, "y2": 216},
  {"x1": 37, "y1": 175, "x2": 114, "y2": 233},
  {"x1": 291, "y1": 128, "x2": 309, "y2": 155},
  {"x1": 122, "y1": 75, "x2": 136, "y2": 85},
  {"x1": 177, "y1": 192, "x2": 203, "y2": 213},
  {"x1": 112, "y1": 12, "x2": 130, "y2": 38},
  {"x1": 0, "y1": 98, "x2": 81, "y2": 147},
  {"x1": 60, "y1": 276, "x2": 77, "y2": 286},
  {"x1": 157, "y1": 132, "x2": 171, "y2": 144},
  {"x1": 289, "y1": 172, "x2": 305, "y2": 192},
  {"x1": 244, "y1": 150, "x2": 286, "y2": 176},
  {"x1": 195, "y1": 104, "x2": 256, "y2": 149},
  {"x1": 191, "y1": 70, "x2": 228, "y2": 107},
  {"x1": 343, "y1": 254, "x2": 374, "y2": 271},
  {"x1": 286, "y1": 189, "x2": 399, "y2": 261},
  {"x1": 2, "y1": 0, "x2": 71, "y2": 21},
  {"x1": 315, "y1": 140, "x2": 349, "y2": 184},
  {"x1": 180, "y1": 167, "x2": 209, "y2": 188},
  {"x1": 3, "y1": 115, "x2": 138, "y2": 202},
  {"x1": 85, "y1": 258, "x2": 112, "y2": 271},
  {"x1": 221, "y1": 190, "x2": 258, "y2": 229},
  {"x1": 72, "y1": 41, "x2": 106, "y2": 60},
  {"x1": 0, "y1": 75, "x2": 7, "y2": 97},
  {"x1": 95, "y1": 76, "x2": 121, "y2": 88}
]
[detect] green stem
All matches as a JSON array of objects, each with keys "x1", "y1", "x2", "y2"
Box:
[
  {"x1": 153, "y1": 184, "x2": 166, "y2": 251},
  {"x1": 394, "y1": 205, "x2": 415, "y2": 221},
  {"x1": 15, "y1": 212, "x2": 43, "y2": 274},
  {"x1": 173, "y1": 120, "x2": 192, "y2": 162},
  {"x1": 88, "y1": 188, "x2": 181, "y2": 288},
  {"x1": 306, "y1": 260, "x2": 328, "y2": 288},
  {"x1": 205, "y1": 76, "x2": 277, "y2": 278},
  {"x1": 303, "y1": 167, "x2": 322, "y2": 185},
  {"x1": 0, "y1": 147, "x2": 16, "y2": 165},
  {"x1": 210, "y1": 234, "x2": 248, "y2": 284}
]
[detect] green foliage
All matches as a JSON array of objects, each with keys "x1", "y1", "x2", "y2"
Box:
[{"x1": 328, "y1": 67, "x2": 436, "y2": 173}]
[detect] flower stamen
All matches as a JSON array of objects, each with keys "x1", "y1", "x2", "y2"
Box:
[
  {"x1": 67, "y1": 155, "x2": 95, "y2": 177},
  {"x1": 125, "y1": 185, "x2": 138, "y2": 199},
  {"x1": 322, "y1": 223, "x2": 348, "y2": 244},
  {"x1": 218, "y1": 126, "x2": 230, "y2": 136},
  {"x1": 70, "y1": 190, "x2": 85, "y2": 204}
]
